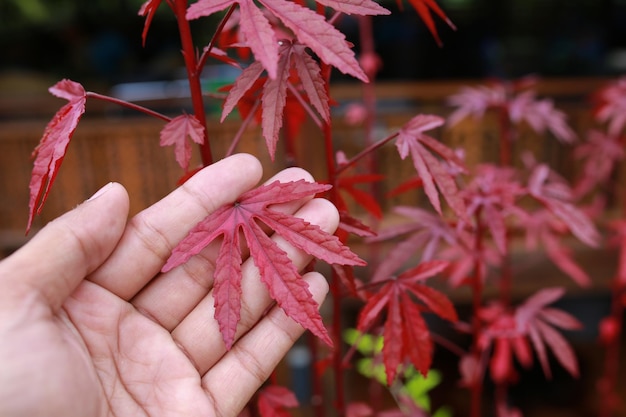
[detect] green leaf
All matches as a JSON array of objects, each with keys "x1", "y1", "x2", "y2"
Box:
[{"x1": 343, "y1": 328, "x2": 383, "y2": 355}]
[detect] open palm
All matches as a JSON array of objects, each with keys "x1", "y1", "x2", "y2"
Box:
[{"x1": 0, "y1": 154, "x2": 333, "y2": 417}]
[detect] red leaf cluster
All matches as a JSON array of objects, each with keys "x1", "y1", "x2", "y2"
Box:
[
  {"x1": 356, "y1": 260, "x2": 457, "y2": 383},
  {"x1": 187, "y1": 0, "x2": 388, "y2": 82},
  {"x1": 478, "y1": 288, "x2": 581, "y2": 383},
  {"x1": 221, "y1": 41, "x2": 330, "y2": 159},
  {"x1": 163, "y1": 180, "x2": 365, "y2": 349}
]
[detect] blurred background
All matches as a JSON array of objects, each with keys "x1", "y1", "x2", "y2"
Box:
[{"x1": 2, "y1": 0, "x2": 626, "y2": 91}]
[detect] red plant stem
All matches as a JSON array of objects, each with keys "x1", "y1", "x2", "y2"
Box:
[
  {"x1": 325, "y1": 119, "x2": 347, "y2": 416},
  {"x1": 498, "y1": 106, "x2": 512, "y2": 167},
  {"x1": 599, "y1": 281, "x2": 625, "y2": 417},
  {"x1": 598, "y1": 135, "x2": 626, "y2": 417},
  {"x1": 335, "y1": 132, "x2": 399, "y2": 176},
  {"x1": 226, "y1": 99, "x2": 260, "y2": 157},
  {"x1": 308, "y1": 332, "x2": 326, "y2": 417},
  {"x1": 316, "y1": 13, "x2": 346, "y2": 406},
  {"x1": 172, "y1": 0, "x2": 213, "y2": 166},
  {"x1": 86, "y1": 92, "x2": 172, "y2": 122},
  {"x1": 470, "y1": 210, "x2": 485, "y2": 417},
  {"x1": 287, "y1": 83, "x2": 323, "y2": 129},
  {"x1": 197, "y1": 4, "x2": 236, "y2": 72},
  {"x1": 497, "y1": 106, "x2": 513, "y2": 306}
]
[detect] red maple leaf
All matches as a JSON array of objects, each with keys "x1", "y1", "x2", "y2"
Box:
[
  {"x1": 592, "y1": 76, "x2": 626, "y2": 136},
  {"x1": 27, "y1": 79, "x2": 87, "y2": 232},
  {"x1": 257, "y1": 385, "x2": 298, "y2": 417},
  {"x1": 401, "y1": 0, "x2": 455, "y2": 46},
  {"x1": 187, "y1": 0, "x2": 379, "y2": 82},
  {"x1": 515, "y1": 287, "x2": 582, "y2": 379},
  {"x1": 446, "y1": 83, "x2": 508, "y2": 127},
  {"x1": 478, "y1": 288, "x2": 581, "y2": 383},
  {"x1": 573, "y1": 130, "x2": 625, "y2": 198},
  {"x1": 395, "y1": 114, "x2": 468, "y2": 220},
  {"x1": 336, "y1": 173, "x2": 385, "y2": 220},
  {"x1": 222, "y1": 40, "x2": 330, "y2": 159},
  {"x1": 159, "y1": 114, "x2": 205, "y2": 171},
  {"x1": 138, "y1": 0, "x2": 163, "y2": 46},
  {"x1": 461, "y1": 164, "x2": 526, "y2": 255},
  {"x1": 477, "y1": 302, "x2": 533, "y2": 384},
  {"x1": 162, "y1": 180, "x2": 365, "y2": 348},
  {"x1": 508, "y1": 90, "x2": 576, "y2": 143},
  {"x1": 527, "y1": 163, "x2": 600, "y2": 248},
  {"x1": 447, "y1": 78, "x2": 576, "y2": 143},
  {"x1": 314, "y1": 0, "x2": 390, "y2": 16},
  {"x1": 356, "y1": 260, "x2": 457, "y2": 382},
  {"x1": 368, "y1": 206, "x2": 457, "y2": 284},
  {"x1": 517, "y1": 208, "x2": 592, "y2": 287}
]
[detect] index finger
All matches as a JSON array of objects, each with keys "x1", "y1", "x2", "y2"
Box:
[{"x1": 88, "y1": 153, "x2": 263, "y2": 300}]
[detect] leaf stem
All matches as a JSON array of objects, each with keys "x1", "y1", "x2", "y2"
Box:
[
  {"x1": 287, "y1": 83, "x2": 323, "y2": 129},
  {"x1": 197, "y1": 5, "x2": 237, "y2": 72},
  {"x1": 335, "y1": 132, "x2": 399, "y2": 177},
  {"x1": 173, "y1": 0, "x2": 213, "y2": 166},
  {"x1": 470, "y1": 209, "x2": 485, "y2": 417},
  {"x1": 86, "y1": 92, "x2": 172, "y2": 122},
  {"x1": 225, "y1": 99, "x2": 260, "y2": 157}
]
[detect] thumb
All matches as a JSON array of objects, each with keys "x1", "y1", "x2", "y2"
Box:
[{"x1": 0, "y1": 183, "x2": 129, "y2": 311}]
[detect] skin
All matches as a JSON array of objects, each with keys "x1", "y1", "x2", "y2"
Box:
[{"x1": 0, "y1": 154, "x2": 336, "y2": 417}]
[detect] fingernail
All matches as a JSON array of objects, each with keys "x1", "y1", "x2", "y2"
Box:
[{"x1": 87, "y1": 182, "x2": 114, "y2": 201}]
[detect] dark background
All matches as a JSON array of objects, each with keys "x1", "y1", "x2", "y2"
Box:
[{"x1": 1, "y1": 0, "x2": 626, "y2": 88}]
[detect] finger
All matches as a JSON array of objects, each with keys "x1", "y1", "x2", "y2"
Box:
[
  {"x1": 0, "y1": 183, "x2": 129, "y2": 311},
  {"x1": 170, "y1": 198, "x2": 339, "y2": 375},
  {"x1": 131, "y1": 166, "x2": 317, "y2": 331},
  {"x1": 88, "y1": 154, "x2": 263, "y2": 300},
  {"x1": 202, "y1": 271, "x2": 329, "y2": 417}
]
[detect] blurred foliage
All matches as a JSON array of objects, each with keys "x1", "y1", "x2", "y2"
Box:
[
  {"x1": 344, "y1": 328, "x2": 453, "y2": 417},
  {"x1": 0, "y1": 0, "x2": 147, "y2": 27}
]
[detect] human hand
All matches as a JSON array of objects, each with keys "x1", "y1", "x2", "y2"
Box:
[{"x1": 0, "y1": 154, "x2": 334, "y2": 417}]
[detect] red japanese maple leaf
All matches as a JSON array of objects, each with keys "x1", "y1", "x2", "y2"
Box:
[
  {"x1": 356, "y1": 260, "x2": 457, "y2": 383},
  {"x1": 477, "y1": 302, "x2": 533, "y2": 384},
  {"x1": 187, "y1": 0, "x2": 387, "y2": 81},
  {"x1": 573, "y1": 130, "x2": 625, "y2": 198},
  {"x1": 257, "y1": 385, "x2": 298, "y2": 417},
  {"x1": 395, "y1": 114, "x2": 468, "y2": 220},
  {"x1": 221, "y1": 41, "x2": 330, "y2": 159},
  {"x1": 527, "y1": 163, "x2": 600, "y2": 248},
  {"x1": 438, "y1": 230, "x2": 502, "y2": 288},
  {"x1": 508, "y1": 90, "x2": 576, "y2": 144},
  {"x1": 447, "y1": 77, "x2": 575, "y2": 143},
  {"x1": 461, "y1": 164, "x2": 526, "y2": 255},
  {"x1": 478, "y1": 288, "x2": 581, "y2": 383},
  {"x1": 515, "y1": 287, "x2": 582, "y2": 378},
  {"x1": 446, "y1": 83, "x2": 507, "y2": 127},
  {"x1": 593, "y1": 76, "x2": 626, "y2": 136},
  {"x1": 138, "y1": 0, "x2": 163, "y2": 46},
  {"x1": 516, "y1": 208, "x2": 592, "y2": 287},
  {"x1": 399, "y1": 0, "x2": 455, "y2": 46},
  {"x1": 27, "y1": 79, "x2": 87, "y2": 232},
  {"x1": 159, "y1": 114, "x2": 205, "y2": 171},
  {"x1": 335, "y1": 173, "x2": 385, "y2": 220},
  {"x1": 162, "y1": 180, "x2": 365, "y2": 348},
  {"x1": 368, "y1": 206, "x2": 457, "y2": 284}
]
